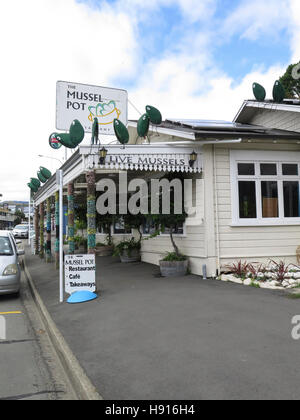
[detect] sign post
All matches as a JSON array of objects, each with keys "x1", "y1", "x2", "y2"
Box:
[
  {"x1": 56, "y1": 169, "x2": 64, "y2": 303},
  {"x1": 56, "y1": 81, "x2": 128, "y2": 136},
  {"x1": 64, "y1": 255, "x2": 96, "y2": 294},
  {"x1": 28, "y1": 190, "x2": 31, "y2": 247},
  {"x1": 64, "y1": 254, "x2": 97, "y2": 304}
]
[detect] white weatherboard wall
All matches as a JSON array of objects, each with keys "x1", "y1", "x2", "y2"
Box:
[{"x1": 214, "y1": 142, "x2": 300, "y2": 269}]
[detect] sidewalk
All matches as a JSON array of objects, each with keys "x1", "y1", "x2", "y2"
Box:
[{"x1": 24, "y1": 247, "x2": 300, "y2": 400}]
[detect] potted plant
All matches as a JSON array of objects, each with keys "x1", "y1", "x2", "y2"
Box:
[
  {"x1": 154, "y1": 221, "x2": 188, "y2": 277},
  {"x1": 73, "y1": 206, "x2": 88, "y2": 254},
  {"x1": 95, "y1": 236, "x2": 114, "y2": 257},
  {"x1": 74, "y1": 236, "x2": 87, "y2": 254},
  {"x1": 113, "y1": 238, "x2": 141, "y2": 263},
  {"x1": 160, "y1": 252, "x2": 188, "y2": 277},
  {"x1": 113, "y1": 213, "x2": 146, "y2": 263},
  {"x1": 95, "y1": 214, "x2": 115, "y2": 257},
  {"x1": 150, "y1": 175, "x2": 188, "y2": 277}
]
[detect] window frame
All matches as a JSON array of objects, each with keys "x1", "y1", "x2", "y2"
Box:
[
  {"x1": 230, "y1": 150, "x2": 300, "y2": 226},
  {"x1": 112, "y1": 218, "x2": 132, "y2": 236},
  {"x1": 142, "y1": 222, "x2": 186, "y2": 237}
]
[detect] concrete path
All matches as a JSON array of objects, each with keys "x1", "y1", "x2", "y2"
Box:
[{"x1": 24, "y1": 248, "x2": 300, "y2": 400}]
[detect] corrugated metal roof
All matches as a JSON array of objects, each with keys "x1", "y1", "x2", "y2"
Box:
[
  {"x1": 133, "y1": 119, "x2": 300, "y2": 139},
  {"x1": 165, "y1": 119, "x2": 266, "y2": 132}
]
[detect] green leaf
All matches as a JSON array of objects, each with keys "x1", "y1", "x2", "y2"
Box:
[
  {"x1": 40, "y1": 167, "x2": 52, "y2": 179},
  {"x1": 55, "y1": 133, "x2": 74, "y2": 149},
  {"x1": 146, "y1": 105, "x2": 162, "y2": 125},
  {"x1": 30, "y1": 178, "x2": 41, "y2": 188},
  {"x1": 137, "y1": 114, "x2": 150, "y2": 137},
  {"x1": 69, "y1": 119, "x2": 85, "y2": 146},
  {"x1": 37, "y1": 171, "x2": 47, "y2": 183},
  {"x1": 113, "y1": 119, "x2": 129, "y2": 145},
  {"x1": 273, "y1": 80, "x2": 285, "y2": 103},
  {"x1": 252, "y1": 83, "x2": 266, "y2": 101}
]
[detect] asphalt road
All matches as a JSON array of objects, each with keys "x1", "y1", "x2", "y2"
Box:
[
  {"x1": 25, "y1": 252, "x2": 300, "y2": 400},
  {"x1": 0, "y1": 271, "x2": 75, "y2": 400}
]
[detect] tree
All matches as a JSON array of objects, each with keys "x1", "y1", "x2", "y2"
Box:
[
  {"x1": 123, "y1": 213, "x2": 147, "y2": 243},
  {"x1": 148, "y1": 174, "x2": 187, "y2": 258},
  {"x1": 14, "y1": 209, "x2": 26, "y2": 226},
  {"x1": 96, "y1": 213, "x2": 118, "y2": 246},
  {"x1": 279, "y1": 62, "x2": 300, "y2": 99},
  {"x1": 74, "y1": 204, "x2": 87, "y2": 236}
]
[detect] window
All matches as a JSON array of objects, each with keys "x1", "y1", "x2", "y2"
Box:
[
  {"x1": 238, "y1": 163, "x2": 255, "y2": 176},
  {"x1": 231, "y1": 151, "x2": 300, "y2": 225},
  {"x1": 143, "y1": 220, "x2": 157, "y2": 235},
  {"x1": 142, "y1": 220, "x2": 184, "y2": 236},
  {"x1": 261, "y1": 181, "x2": 278, "y2": 218},
  {"x1": 238, "y1": 181, "x2": 257, "y2": 218},
  {"x1": 282, "y1": 164, "x2": 298, "y2": 176},
  {"x1": 283, "y1": 181, "x2": 300, "y2": 217},
  {"x1": 163, "y1": 225, "x2": 184, "y2": 235},
  {"x1": 260, "y1": 164, "x2": 277, "y2": 176},
  {"x1": 0, "y1": 237, "x2": 13, "y2": 256},
  {"x1": 113, "y1": 218, "x2": 132, "y2": 235}
]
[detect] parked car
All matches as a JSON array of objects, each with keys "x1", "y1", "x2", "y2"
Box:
[
  {"x1": 12, "y1": 224, "x2": 29, "y2": 239},
  {"x1": 0, "y1": 231, "x2": 24, "y2": 295}
]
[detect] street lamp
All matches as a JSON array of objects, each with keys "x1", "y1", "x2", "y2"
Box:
[
  {"x1": 38, "y1": 155, "x2": 63, "y2": 165},
  {"x1": 189, "y1": 151, "x2": 198, "y2": 168},
  {"x1": 99, "y1": 147, "x2": 108, "y2": 165}
]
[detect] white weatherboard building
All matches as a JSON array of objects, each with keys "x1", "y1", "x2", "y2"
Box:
[{"x1": 34, "y1": 98, "x2": 300, "y2": 278}]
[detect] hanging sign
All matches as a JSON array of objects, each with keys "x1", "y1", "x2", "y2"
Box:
[
  {"x1": 56, "y1": 81, "x2": 128, "y2": 135},
  {"x1": 49, "y1": 133, "x2": 63, "y2": 149},
  {"x1": 65, "y1": 254, "x2": 96, "y2": 295}
]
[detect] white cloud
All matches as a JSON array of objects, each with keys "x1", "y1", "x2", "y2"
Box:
[
  {"x1": 290, "y1": 0, "x2": 300, "y2": 61},
  {"x1": 0, "y1": 0, "x2": 138, "y2": 201},
  {"x1": 130, "y1": 60, "x2": 286, "y2": 122},
  {"x1": 222, "y1": 0, "x2": 291, "y2": 41},
  {"x1": 106, "y1": 0, "x2": 217, "y2": 23},
  {"x1": 176, "y1": 0, "x2": 216, "y2": 22}
]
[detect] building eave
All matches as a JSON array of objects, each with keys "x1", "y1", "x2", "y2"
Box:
[{"x1": 234, "y1": 100, "x2": 300, "y2": 124}]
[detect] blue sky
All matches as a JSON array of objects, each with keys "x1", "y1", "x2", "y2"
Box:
[{"x1": 77, "y1": 0, "x2": 293, "y2": 86}]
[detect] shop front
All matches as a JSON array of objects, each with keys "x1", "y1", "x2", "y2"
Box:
[
  {"x1": 33, "y1": 108, "x2": 300, "y2": 278},
  {"x1": 33, "y1": 142, "x2": 208, "y2": 274}
]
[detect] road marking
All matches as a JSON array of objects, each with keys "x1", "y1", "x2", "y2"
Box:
[{"x1": 0, "y1": 312, "x2": 22, "y2": 315}]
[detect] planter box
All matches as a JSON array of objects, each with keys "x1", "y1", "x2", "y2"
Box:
[
  {"x1": 159, "y1": 260, "x2": 188, "y2": 277},
  {"x1": 95, "y1": 245, "x2": 114, "y2": 257},
  {"x1": 76, "y1": 245, "x2": 87, "y2": 254},
  {"x1": 120, "y1": 249, "x2": 141, "y2": 263}
]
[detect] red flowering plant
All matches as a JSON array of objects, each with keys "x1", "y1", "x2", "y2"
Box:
[
  {"x1": 224, "y1": 260, "x2": 251, "y2": 280},
  {"x1": 269, "y1": 260, "x2": 296, "y2": 284}
]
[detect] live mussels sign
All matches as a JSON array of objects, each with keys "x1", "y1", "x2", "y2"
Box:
[{"x1": 65, "y1": 255, "x2": 96, "y2": 295}]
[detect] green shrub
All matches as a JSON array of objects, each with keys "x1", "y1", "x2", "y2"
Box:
[
  {"x1": 162, "y1": 252, "x2": 187, "y2": 262},
  {"x1": 113, "y1": 238, "x2": 141, "y2": 257},
  {"x1": 96, "y1": 242, "x2": 107, "y2": 247},
  {"x1": 74, "y1": 236, "x2": 87, "y2": 248}
]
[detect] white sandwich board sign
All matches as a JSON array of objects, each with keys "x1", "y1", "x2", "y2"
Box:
[
  {"x1": 56, "y1": 81, "x2": 128, "y2": 135},
  {"x1": 65, "y1": 254, "x2": 96, "y2": 295}
]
